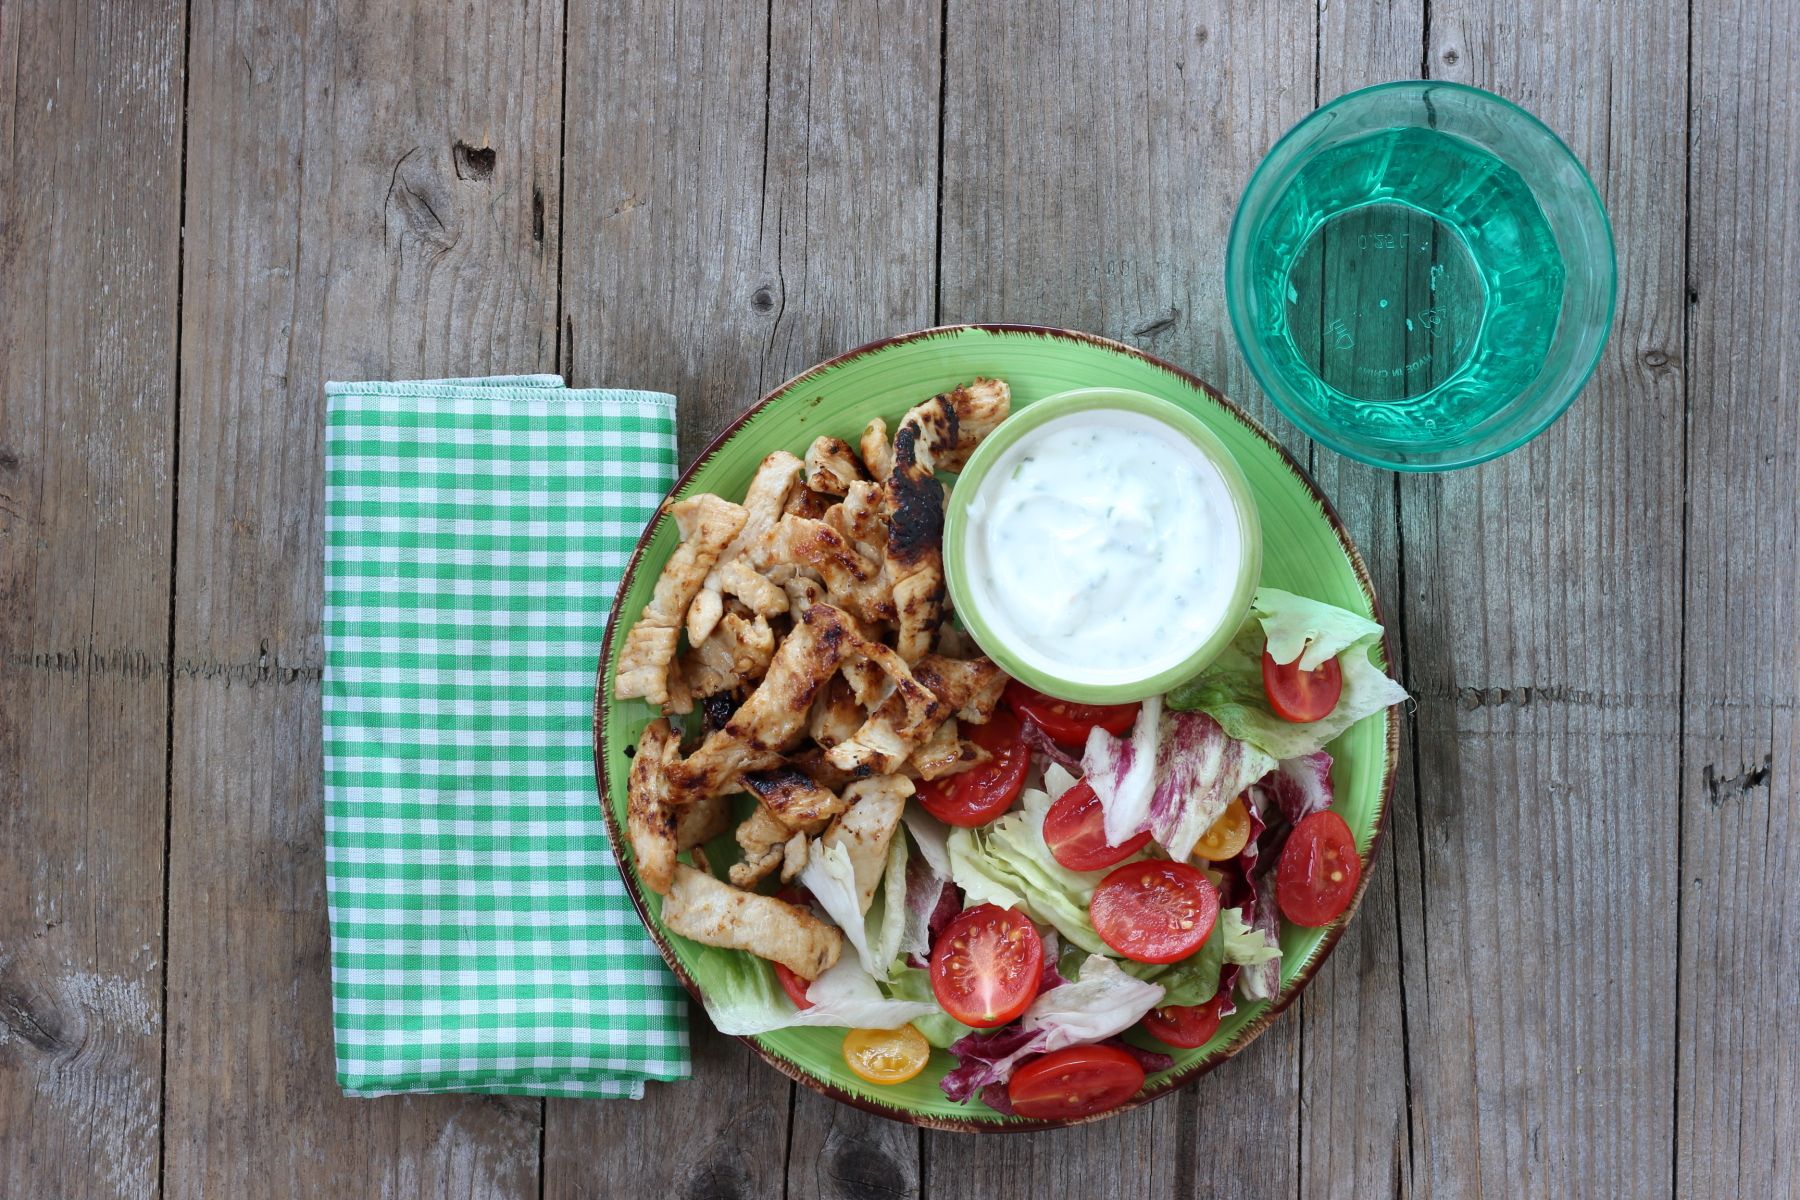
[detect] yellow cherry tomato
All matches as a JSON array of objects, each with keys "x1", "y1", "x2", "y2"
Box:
[
  {"x1": 842, "y1": 1024, "x2": 931, "y2": 1085},
  {"x1": 1192, "y1": 796, "x2": 1252, "y2": 862}
]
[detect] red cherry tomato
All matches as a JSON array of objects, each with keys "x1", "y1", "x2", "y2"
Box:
[
  {"x1": 1275, "y1": 810, "x2": 1362, "y2": 927},
  {"x1": 1005, "y1": 681, "x2": 1139, "y2": 747},
  {"x1": 772, "y1": 962, "x2": 813, "y2": 1009},
  {"x1": 1140, "y1": 991, "x2": 1234, "y2": 1049},
  {"x1": 1261, "y1": 649, "x2": 1344, "y2": 723},
  {"x1": 1041, "y1": 779, "x2": 1152, "y2": 871},
  {"x1": 929, "y1": 903, "x2": 1043, "y2": 1027},
  {"x1": 916, "y1": 710, "x2": 1028, "y2": 827},
  {"x1": 1006, "y1": 1044, "x2": 1146, "y2": 1120},
  {"x1": 1089, "y1": 860, "x2": 1220, "y2": 964}
]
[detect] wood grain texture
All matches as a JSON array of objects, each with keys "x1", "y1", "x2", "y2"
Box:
[
  {"x1": 1299, "y1": 5, "x2": 1428, "y2": 1196},
  {"x1": 0, "y1": 2, "x2": 184, "y2": 1197},
  {"x1": 162, "y1": 0, "x2": 562, "y2": 1194},
  {"x1": 548, "y1": 5, "x2": 792, "y2": 1192},
  {"x1": 931, "y1": 3, "x2": 1313, "y2": 1196},
  {"x1": 6, "y1": 0, "x2": 1798, "y2": 1194},
  {"x1": 1396, "y1": 1, "x2": 1690, "y2": 1195},
  {"x1": 1675, "y1": 0, "x2": 1800, "y2": 1192},
  {"x1": 547, "y1": 1, "x2": 940, "y2": 1196}
]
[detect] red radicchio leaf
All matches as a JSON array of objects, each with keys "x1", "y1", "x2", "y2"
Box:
[
  {"x1": 1221, "y1": 799, "x2": 1269, "y2": 916},
  {"x1": 940, "y1": 1024, "x2": 1042, "y2": 1103},
  {"x1": 1020, "y1": 716, "x2": 1084, "y2": 777},
  {"x1": 1256, "y1": 751, "x2": 1335, "y2": 826},
  {"x1": 979, "y1": 1081, "x2": 1018, "y2": 1115},
  {"x1": 1101, "y1": 1037, "x2": 1175, "y2": 1076},
  {"x1": 1241, "y1": 890, "x2": 1283, "y2": 1001},
  {"x1": 1246, "y1": 751, "x2": 1335, "y2": 883},
  {"x1": 1036, "y1": 932, "x2": 1067, "y2": 995},
  {"x1": 1218, "y1": 964, "x2": 1242, "y2": 1005},
  {"x1": 905, "y1": 880, "x2": 964, "y2": 969}
]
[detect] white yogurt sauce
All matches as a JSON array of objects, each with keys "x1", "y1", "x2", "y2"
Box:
[{"x1": 961, "y1": 410, "x2": 1244, "y2": 687}]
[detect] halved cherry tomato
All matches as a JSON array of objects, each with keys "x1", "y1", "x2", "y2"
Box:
[
  {"x1": 1261, "y1": 649, "x2": 1344, "y2": 723},
  {"x1": 929, "y1": 903, "x2": 1043, "y2": 1027},
  {"x1": 772, "y1": 962, "x2": 813, "y2": 1010},
  {"x1": 1006, "y1": 1044, "x2": 1146, "y2": 1120},
  {"x1": 1275, "y1": 810, "x2": 1361, "y2": 927},
  {"x1": 842, "y1": 1024, "x2": 931, "y2": 1084},
  {"x1": 1004, "y1": 681, "x2": 1139, "y2": 747},
  {"x1": 1191, "y1": 796, "x2": 1252, "y2": 862},
  {"x1": 1141, "y1": 991, "x2": 1234, "y2": 1049},
  {"x1": 915, "y1": 710, "x2": 1028, "y2": 827},
  {"x1": 1090, "y1": 859, "x2": 1220, "y2": 964},
  {"x1": 1042, "y1": 779, "x2": 1152, "y2": 871}
]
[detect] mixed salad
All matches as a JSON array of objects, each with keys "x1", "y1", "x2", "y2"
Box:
[
  {"x1": 688, "y1": 586, "x2": 1405, "y2": 1120},
  {"x1": 613, "y1": 377, "x2": 1405, "y2": 1121}
]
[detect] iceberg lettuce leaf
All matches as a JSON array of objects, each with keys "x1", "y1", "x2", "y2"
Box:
[{"x1": 1166, "y1": 588, "x2": 1407, "y2": 761}]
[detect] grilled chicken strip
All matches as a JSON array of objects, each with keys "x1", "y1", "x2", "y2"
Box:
[
  {"x1": 675, "y1": 791, "x2": 732, "y2": 850},
  {"x1": 907, "y1": 716, "x2": 991, "y2": 781},
  {"x1": 680, "y1": 610, "x2": 777, "y2": 700},
  {"x1": 779, "y1": 833, "x2": 810, "y2": 883},
  {"x1": 781, "y1": 572, "x2": 826, "y2": 613},
  {"x1": 666, "y1": 604, "x2": 859, "y2": 803},
  {"x1": 807, "y1": 674, "x2": 866, "y2": 749},
  {"x1": 819, "y1": 776, "x2": 913, "y2": 913},
  {"x1": 804, "y1": 436, "x2": 868, "y2": 495},
  {"x1": 728, "y1": 805, "x2": 793, "y2": 889},
  {"x1": 824, "y1": 640, "x2": 949, "y2": 776},
  {"x1": 729, "y1": 766, "x2": 851, "y2": 888},
  {"x1": 759, "y1": 514, "x2": 895, "y2": 627},
  {"x1": 786, "y1": 745, "x2": 867, "y2": 794},
  {"x1": 909, "y1": 652, "x2": 1009, "y2": 723},
  {"x1": 860, "y1": 418, "x2": 894, "y2": 483},
  {"x1": 783, "y1": 486, "x2": 833, "y2": 519},
  {"x1": 744, "y1": 766, "x2": 849, "y2": 830},
  {"x1": 615, "y1": 495, "x2": 749, "y2": 709},
  {"x1": 661, "y1": 864, "x2": 842, "y2": 980},
  {"x1": 626, "y1": 719, "x2": 685, "y2": 894},
  {"x1": 883, "y1": 379, "x2": 1011, "y2": 660},
  {"x1": 717, "y1": 558, "x2": 787, "y2": 618},
  {"x1": 837, "y1": 480, "x2": 888, "y2": 548},
  {"x1": 685, "y1": 452, "x2": 801, "y2": 646}
]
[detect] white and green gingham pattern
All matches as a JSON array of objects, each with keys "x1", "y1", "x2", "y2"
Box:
[{"x1": 323, "y1": 375, "x2": 689, "y2": 1097}]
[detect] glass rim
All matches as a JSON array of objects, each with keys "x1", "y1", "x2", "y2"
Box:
[{"x1": 1225, "y1": 79, "x2": 1619, "y2": 472}]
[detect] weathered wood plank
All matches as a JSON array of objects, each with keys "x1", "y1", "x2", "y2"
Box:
[
  {"x1": 1675, "y1": 0, "x2": 1800, "y2": 1192},
  {"x1": 930, "y1": 3, "x2": 1314, "y2": 1195},
  {"x1": 1298, "y1": 5, "x2": 1428, "y2": 1197},
  {"x1": 546, "y1": 1, "x2": 941, "y2": 1195},
  {"x1": 547, "y1": 4, "x2": 792, "y2": 1191},
  {"x1": 162, "y1": 0, "x2": 563, "y2": 1194},
  {"x1": 760, "y1": 0, "x2": 942, "y2": 1192},
  {"x1": 0, "y1": 3, "x2": 184, "y2": 1197},
  {"x1": 1394, "y1": 2, "x2": 1689, "y2": 1194}
]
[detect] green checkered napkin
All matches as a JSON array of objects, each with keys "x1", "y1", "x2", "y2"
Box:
[{"x1": 323, "y1": 374, "x2": 688, "y2": 1097}]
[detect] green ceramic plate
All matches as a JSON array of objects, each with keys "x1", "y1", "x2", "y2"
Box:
[{"x1": 594, "y1": 324, "x2": 1400, "y2": 1131}]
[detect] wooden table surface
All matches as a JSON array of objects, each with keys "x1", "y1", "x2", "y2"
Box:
[{"x1": 3, "y1": 0, "x2": 1795, "y2": 1196}]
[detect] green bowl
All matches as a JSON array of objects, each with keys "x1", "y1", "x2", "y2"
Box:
[
  {"x1": 595, "y1": 324, "x2": 1401, "y2": 1131},
  {"x1": 942, "y1": 386, "x2": 1263, "y2": 704}
]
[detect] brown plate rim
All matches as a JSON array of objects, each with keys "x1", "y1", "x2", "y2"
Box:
[{"x1": 591, "y1": 322, "x2": 1402, "y2": 1133}]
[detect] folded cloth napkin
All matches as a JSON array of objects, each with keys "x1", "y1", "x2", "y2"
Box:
[{"x1": 323, "y1": 374, "x2": 688, "y2": 1097}]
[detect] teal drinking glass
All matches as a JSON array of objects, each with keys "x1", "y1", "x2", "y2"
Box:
[{"x1": 1225, "y1": 81, "x2": 1616, "y2": 471}]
